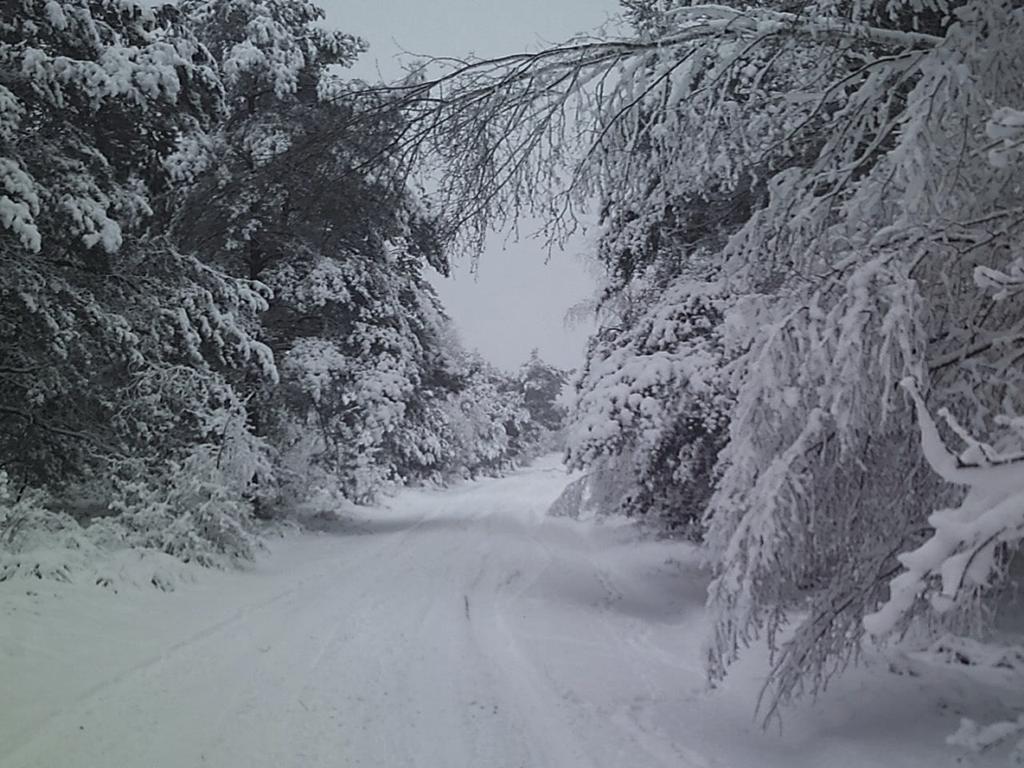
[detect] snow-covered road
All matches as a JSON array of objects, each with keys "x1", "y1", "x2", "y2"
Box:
[{"x1": 0, "y1": 458, "x2": 993, "y2": 767}]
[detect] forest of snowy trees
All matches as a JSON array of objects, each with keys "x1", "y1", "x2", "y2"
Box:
[
  {"x1": 0, "y1": 0, "x2": 569, "y2": 569},
  {"x1": 3, "y1": 0, "x2": 1024, "y2": 758}
]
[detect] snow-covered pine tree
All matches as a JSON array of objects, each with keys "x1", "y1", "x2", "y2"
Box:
[
  {"x1": 175, "y1": 0, "x2": 528, "y2": 503},
  {"x1": 0, "y1": 0, "x2": 275, "y2": 490},
  {"x1": 564, "y1": 271, "x2": 732, "y2": 534},
  {"x1": 0, "y1": 0, "x2": 283, "y2": 565},
  {"x1": 442, "y1": 354, "x2": 534, "y2": 477},
  {"x1": 518, "y1": 350, "x2": 567, "y2": 430}
]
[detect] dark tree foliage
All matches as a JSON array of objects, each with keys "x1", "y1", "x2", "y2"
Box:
[
  {"x1": 518, "y1": 349, "x2": 568, "y2": 433},
  {"x1": 0, "y1": 0, "x2": 271, "y2": 489}
]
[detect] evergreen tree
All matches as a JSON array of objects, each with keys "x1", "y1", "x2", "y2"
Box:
[
  {"x1": 0, "y1": 0, "x2": 274, "y2": 490},
  {"x1": 175, "y1": 0, "x2": 530, "y2": 503},
  {"x1": 518, "y1": 349, "x2": 568, "y2": 433},
  {"x1": 565, "y1": 273, "x2": 731, "y2": 534}
]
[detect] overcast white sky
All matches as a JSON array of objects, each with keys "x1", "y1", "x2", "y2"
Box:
[{"x1": 316, "y1": 0, "x2": 624, "y2": 371}]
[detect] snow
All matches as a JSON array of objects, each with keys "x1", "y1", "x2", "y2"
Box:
[
  {"x1": 987, "y1": 107, "x2": 1024, "y2": 168},
  {"x1": 0, "y1": 158, "x2": 41, "y2": 252},
  {"x1": 0, "y1": 457, "x2": 1012, "y2": 767},
  {"x1": 866, "y1": 378, "x2": 1024, "y2": 639}
]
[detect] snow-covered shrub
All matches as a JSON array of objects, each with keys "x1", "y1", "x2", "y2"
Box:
[
  {"x1": 276, "y1": 335, "x2": 412, "y2": 501},
  {"x1": 0, "y1": 472, "x2": 91, "y2": 582},
  {"x1": 0, "y1": 470, "x2": 205, "y2": 589},
  {"x1": 109, "y1": 446, "x2": 261, "y2": 567},
  {"x1": 102, "y1": 401, "x2": 271, "y2": 566}
]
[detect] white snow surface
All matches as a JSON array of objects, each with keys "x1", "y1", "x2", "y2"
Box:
[{"x1": 0, "y1": 456, "x2": 1010, "y2": 767}]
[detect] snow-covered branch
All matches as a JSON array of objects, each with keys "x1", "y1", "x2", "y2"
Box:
[
  {"x1": 864, "y1": 378, "x2": 1024, "y2": 638},
  {"x1": 987, "y1": 106, "x2": 1024, "y2": 168},
  {"x1": 672, "y1": 4, "x2": 944, "y2": 48},
  {"x1": 303, "y1": 0, "x2": 949, "y2": 254}
]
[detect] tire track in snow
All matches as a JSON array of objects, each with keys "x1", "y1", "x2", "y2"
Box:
[
  {"x1": 583, "y1": 535, "x2": 714, "y2": 768},
  {"x1": 468, "y1": 511, "x2": 599, "y2": 768},
  {"x1": 492, "y1": 516, "x2": 716, "y2": 768}
]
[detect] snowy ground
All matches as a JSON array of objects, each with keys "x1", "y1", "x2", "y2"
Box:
[{"x1": 0, "y1": 456, "x2": 1012, "y2": 767}]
